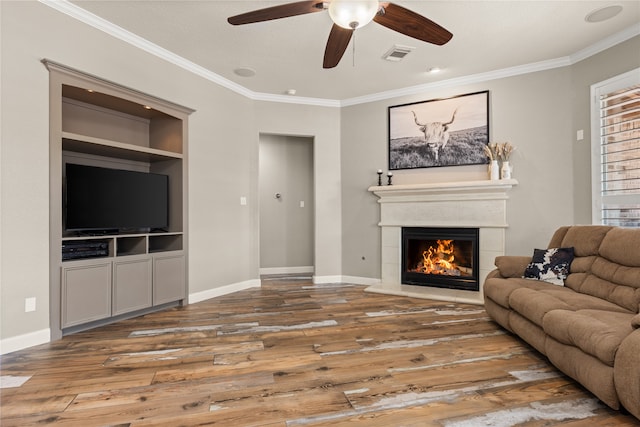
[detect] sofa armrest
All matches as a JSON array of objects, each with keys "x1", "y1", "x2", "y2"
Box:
[
  {"x1": 493, "y1": 255, "x2": 532, "y2": 278},
  {"x1": 615, "y1": 329, "x2": 640, "y2": 420}
]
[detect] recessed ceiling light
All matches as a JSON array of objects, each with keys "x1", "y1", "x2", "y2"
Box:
[
  {"x1": 285, "y1": 89, "x2": 297, "y2": 96},
  {"x1": 585, "y1": 5, "x2": 623, "y2": 23},
  {"x1": 234, "y1": 67, "x2": 256, "y2": 77},
  {"x1": 427, "y1": 67, "x2": 442, "y2": 74},
  {"x1": 143, "y1": 105, "x2": 152, "y2": 110}
]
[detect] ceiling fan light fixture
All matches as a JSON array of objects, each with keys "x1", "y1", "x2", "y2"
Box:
[{"x1": 328, "y1": 0, "x2": 379, "y2": 30}]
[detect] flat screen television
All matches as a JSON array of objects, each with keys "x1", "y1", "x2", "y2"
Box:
[{"x1": 65, "y1": 163, "x2": 169, "y2": 233}]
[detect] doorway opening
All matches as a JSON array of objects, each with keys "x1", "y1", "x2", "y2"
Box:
[{"x1": 259, "y1": 134, "x2": 315, "y2": 276}]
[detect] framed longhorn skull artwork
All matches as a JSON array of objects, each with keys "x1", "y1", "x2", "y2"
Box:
[{"x1": 388, "y1": 91, "x2": 489, "y2": 170}]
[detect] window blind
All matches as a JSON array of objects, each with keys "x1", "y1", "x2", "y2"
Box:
[{"x1": 599, "y1": 83, "x2": 640, "y2": 227}]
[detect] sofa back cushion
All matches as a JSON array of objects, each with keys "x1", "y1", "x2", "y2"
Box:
[
  {"x1": 595, "y1": 228, "x2": 640, "y2": 312},
  {"x1": 556, "y1": 226, "x2": 640, "y2": 313},
  {"x1": 555, "y1": 225, "x2": 612, "y2": 257},
  {"x1": 599, "y1": 227, "x2": 640, "y2": 267}
]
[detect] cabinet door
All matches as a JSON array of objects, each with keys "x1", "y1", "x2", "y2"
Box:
[
  {"x1": 113, "y1": 257, "x2": 152, "y2": 316},
  {"x1": 153, "y1": 253, "x2": 186, "y2": 305},
  {"x1": 61, "y1": 261, "x2": 112, "y2": 328}
]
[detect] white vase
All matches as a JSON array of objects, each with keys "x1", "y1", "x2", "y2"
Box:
[
  {"x1": 501, "y1": 161, "x2": 511, "y2": 179},
  {"x1": 489, "y1": 160, "x2": 500, "y2": 180}
]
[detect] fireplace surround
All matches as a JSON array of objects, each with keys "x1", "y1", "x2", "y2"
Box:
[{"x1": 367, "y1": 179, "x2": 517, "y2": 304}]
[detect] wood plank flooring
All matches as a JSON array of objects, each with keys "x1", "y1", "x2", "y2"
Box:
[{"x1": 1, "y1": 277, "x2": 638, "y2": 426}]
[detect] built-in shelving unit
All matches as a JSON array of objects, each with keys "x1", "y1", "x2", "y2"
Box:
[{"x1": 44, "y1": 60, "x2": 194, "y2": 339}]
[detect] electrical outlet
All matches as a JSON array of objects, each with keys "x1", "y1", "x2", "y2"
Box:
[
  {"x1": 576, "y1": 129, "x2": 584, "y2": 141},
  {"x1": 300, "y1": 201, "x2": 305, "y2": 208},
  {"x1": 240, "y1": 196, "x2": 247, "y2": 206},
  {"x1": 25, "y1": 297, "x2": 36, "y2": 312}
]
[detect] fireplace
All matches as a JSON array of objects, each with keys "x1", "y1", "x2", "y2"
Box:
[
  {"x1": 367, "y1": 180, "x2": 517, "y2": 304},
  {"x1": 402, "y1": 227, "x2": 479, "y2": 292}
]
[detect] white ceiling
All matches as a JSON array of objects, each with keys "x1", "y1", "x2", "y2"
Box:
[{"x1": 67, "y1": 1, "x2": 640, "y2": 102}]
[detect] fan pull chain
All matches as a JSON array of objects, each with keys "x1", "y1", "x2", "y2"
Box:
[{"x1": 352, "y1": 30, "x2": 356, "y2": 67}]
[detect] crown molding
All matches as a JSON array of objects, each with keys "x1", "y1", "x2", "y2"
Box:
[
  {"x1": 252, "y1": 92, "x2": 341, "y2": 108},
  {"x1": 40, "y1": 0, "x2": 255, "y2": 97},
  {"x1": 569, "y1": 23, "x2": 640, "y2": 64},
  {"x1": 40, "y1": 0, "x2": 341, "y2": 108},
  {"x1": 41, "y1": 0, "x2": 639, "y2": 108},
  {"x1": 340, "y1": 57, "x2": 572, "y2": 107}
]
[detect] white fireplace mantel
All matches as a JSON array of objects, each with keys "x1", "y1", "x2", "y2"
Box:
[
  {"x1": 366, "y1": 179, "x2": 518, "y2": 305},
  {"x1": 369, "y1": 179, "x2": 518, "y2": 200}
]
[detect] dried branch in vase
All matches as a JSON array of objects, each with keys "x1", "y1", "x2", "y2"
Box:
[
  {"x1": 483, "y1": 142, "x2": 499, "y2": 161},
  {"x1": 497, "y1": 142, "x2": 515, "y2": 161}
]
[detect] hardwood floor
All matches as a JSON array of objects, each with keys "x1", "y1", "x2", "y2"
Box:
[{"x1": 1, "y1": 277, "x2": 638, "y2": 426}]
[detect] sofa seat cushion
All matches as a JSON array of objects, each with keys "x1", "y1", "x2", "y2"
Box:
[
  {"x1": 508, "y1": 286, "x2": 630, "y2": 327},
  {"x1": 484, "y1": 277, "x2": 552, "y2": 308},
  {"x1": 543, "y1": 309, "x2": 634, "y2": 366}
]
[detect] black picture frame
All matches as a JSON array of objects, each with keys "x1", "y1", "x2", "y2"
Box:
[{"x1": 388, "y1": 90, "x2": 489, "y2": 170}]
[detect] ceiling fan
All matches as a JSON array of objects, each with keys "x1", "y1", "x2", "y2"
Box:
[{"x1": 228, "y1": 0, "x2": 453, "y2": 68}]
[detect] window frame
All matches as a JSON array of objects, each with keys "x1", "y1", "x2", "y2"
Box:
[{"x1": 590, "y1": 68, "x2": 640, "y2": 226}]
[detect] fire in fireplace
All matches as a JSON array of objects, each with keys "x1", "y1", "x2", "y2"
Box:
[{"x1": 402, "y1": 227, "x2": 479, "y2": 291}]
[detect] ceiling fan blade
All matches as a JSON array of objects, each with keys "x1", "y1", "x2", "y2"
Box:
[
  {"x1": 374, "y1": 2, "x2": 452, "y2": 45},
  {"x1": 323, "y1": 24, "x2": 354, "y2": 69},
  {"x1": 228, "y1": 1, "x2": 324, "y2": 25}
]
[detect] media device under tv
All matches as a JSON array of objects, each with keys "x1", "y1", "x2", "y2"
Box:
[{"x1": 65, "y1": 163, "x2": 169, "y2": 234}]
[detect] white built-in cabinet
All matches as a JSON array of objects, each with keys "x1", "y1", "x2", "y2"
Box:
[{"x1": 44, "y1": 60, "x2": 194, "y2": 338}]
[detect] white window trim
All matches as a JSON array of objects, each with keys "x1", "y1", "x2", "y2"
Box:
[{"x1": 590, "y1": 68, "x2": 640, "y2": 225}]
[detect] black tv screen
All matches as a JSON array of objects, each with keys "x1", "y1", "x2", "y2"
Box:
[{"x1": 65, "y1": 163, "x2": 169, "y2": 233}]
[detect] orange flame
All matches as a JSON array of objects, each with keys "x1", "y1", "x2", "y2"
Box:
[{"x1": 414, "y1": 239, "x2": 461, "y2": 276}]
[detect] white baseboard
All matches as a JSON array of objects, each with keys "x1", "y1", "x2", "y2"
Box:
[
  {"x1": 188, "y1": 279, "x2": 261, "y2": 304},
  {"x1": 0, "y1": 328, "x2": 51, "y2": 355},
  {"x1": 312, "y1": 275, "x2": 381, "y2": 286},
  {"x1": 340, "y1": 275, "x2": 381, "y2": 286},
  {"x1": 259, "y1": 266, "x2": 314, "y2": 276}
]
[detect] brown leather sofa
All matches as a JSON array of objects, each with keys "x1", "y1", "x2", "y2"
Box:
[{"x1": 483, "y1": 225, "x2": 640, "y2": 420}]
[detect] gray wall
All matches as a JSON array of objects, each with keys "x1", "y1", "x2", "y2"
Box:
[
  {"x1": 254, "y1": 101, "x2": 343, "y2": 279},
  {"x1": 259, "y1": 134, "x2": 314, "y2": 271},
  {"x1": 0, "y1": 1, "x2": 341, "y2": 346},
  {"x1": 570, "y1": 36, "x2": 640, "y2": 225},
  {"x1": 340, "y1": 69, "x2": 575, "y2": 279},
  {"x1": 340, "y1": 36, "x2": 640, "y2": 280}
]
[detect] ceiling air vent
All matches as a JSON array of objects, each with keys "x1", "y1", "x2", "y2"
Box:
[{"x1": 382, "y1": 44, "x2": 415, "y2": 62}]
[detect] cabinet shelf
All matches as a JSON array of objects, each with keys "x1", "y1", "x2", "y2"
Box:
[
  {"x1": 62, "y1": 232, "x2": 183, "y2": 261},
  {"x1": 62, "y1": 132, "x2": 183, "y2": 162}
]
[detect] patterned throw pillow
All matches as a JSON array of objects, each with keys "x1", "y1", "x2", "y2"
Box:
[{"x1": 523, "y1": 247, "x2": 575, "y2": 286}]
